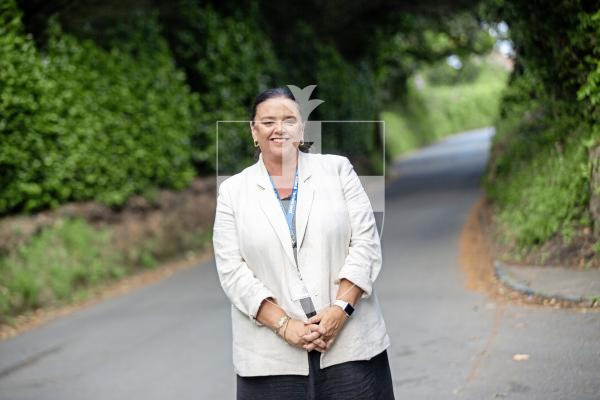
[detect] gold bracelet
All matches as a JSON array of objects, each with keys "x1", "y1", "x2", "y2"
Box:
[
  {"x1": 273, "y1": 314, "x2": 291, "y2": 336},
  {"x1": 282, "y1": 318, "x2": 290, "y2": 343}
]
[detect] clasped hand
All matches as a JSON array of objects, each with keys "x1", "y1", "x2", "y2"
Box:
[{"x1": 280, "y1": 306, "x2": 348, "y2": 352}]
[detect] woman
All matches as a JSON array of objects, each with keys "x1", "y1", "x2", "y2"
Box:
[{"x1": 212, "y1": 87, "x2": 395, "y2": 399}]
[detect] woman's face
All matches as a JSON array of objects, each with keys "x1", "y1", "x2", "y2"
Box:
[{"x1": 251, "y1": 97, "x2": 304, "y2": 162}]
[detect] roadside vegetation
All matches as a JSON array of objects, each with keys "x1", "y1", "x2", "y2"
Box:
[
  {"x1": 481, "y1": 1, "x2": 600, "y2": 268},
  {"x1": 3, "y1": 0, "x2": 596, "y2": 326},
  {"x1": 383, "y1": 54, "x2": 509, "y2": 157}
]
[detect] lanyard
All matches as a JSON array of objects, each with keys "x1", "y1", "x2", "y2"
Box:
[
  {"x1": 268, "y1": 166, "x2": 317, "y2": 319},
  {"x1": 267, "y1": 167, "x2": 299, "y2": 248}
]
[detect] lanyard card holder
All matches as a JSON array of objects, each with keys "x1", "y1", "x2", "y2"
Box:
[{"x1": 269, "y1": 166, "x2": 316, "y2": 319}]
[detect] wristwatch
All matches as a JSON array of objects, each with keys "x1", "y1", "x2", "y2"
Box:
[{"x1": 333, "y1": 299, "x2": 354, "y2": 318}]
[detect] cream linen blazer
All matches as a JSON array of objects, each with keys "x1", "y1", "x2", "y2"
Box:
[{"x1": 212, "y1": 150, "x2": 391, "y2": 376}]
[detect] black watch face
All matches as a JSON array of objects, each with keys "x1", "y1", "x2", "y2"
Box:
[{"x1": 345, "y1": 304, "x2": 354, "y2": 315}]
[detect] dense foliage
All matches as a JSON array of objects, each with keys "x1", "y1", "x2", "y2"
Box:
[
  {"x1": 1, "y1": 0, "x2": 496, "y2": 215},
  {"x1": 0, "y1": 1, "x2": 199, "y2": 214},
  {"x1": 159, "y1": 1, "x2": 281, "y2": 173},
  {"x1": 482, "y1": 0, "x2": 600, "y2": 250},
  {"x1": 383, "y1": 56, "x2": 508, "y2": 157}
]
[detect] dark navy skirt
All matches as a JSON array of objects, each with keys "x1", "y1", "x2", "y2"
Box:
[{"x1": 236, "y1": 349, "x2": 395, "y2": 400}]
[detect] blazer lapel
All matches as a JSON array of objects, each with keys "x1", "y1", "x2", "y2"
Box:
[
  {"x1": 254, "y1": 153, "x2": 297, "y2": 268},
  {"x1": 253, "y1": 151, "x2": 315, "y2": 269},
  {"x1": 296, "y1": 151, "x2": 314, "y2": 250}
]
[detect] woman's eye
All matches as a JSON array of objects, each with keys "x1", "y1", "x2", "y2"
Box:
[
  {"x1": 262, "y1": 121, "x2": 274, "y2": 126},
  {"x1": 284, "y1": 120, "x2": 297, "y2": 126}
]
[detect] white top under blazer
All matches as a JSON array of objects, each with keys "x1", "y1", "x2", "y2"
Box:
[{"x1": 212, "y1": 150, "x2": 391, "y2": 376}]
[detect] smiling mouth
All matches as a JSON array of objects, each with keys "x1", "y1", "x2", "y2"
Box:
[{"x1": 270, "y1": 137, "x2": 290, "y2": 143}]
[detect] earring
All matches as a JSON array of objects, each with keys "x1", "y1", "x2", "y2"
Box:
[
  {"x1": 253, "y1": 139, "x2": 259, "y2": 147},
  {"x1": 299, "y1": 138, "x2": 304, "y2": 146}
]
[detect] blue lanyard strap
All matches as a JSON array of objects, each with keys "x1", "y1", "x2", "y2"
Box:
[{"x1": 268, "y1": 167, "x2": 299, "y2": 248}]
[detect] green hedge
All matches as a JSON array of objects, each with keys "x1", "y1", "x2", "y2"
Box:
[
  {"x1": 0, "y1": 2, "x2": 199, "y2": 215},
  {"x1": 382, "y1": 57, "x2": 508, "y2": 157},
  {"x1": 167, "y1": 3, "x2": 383, "y2": 174},
  {"x1": 482, "y1": 0, "x2": 600, "y2": 252},
  {"x1": 164, "y1": 1, "x2": 281, "y2": 174},
  {"x1": 0, "y1": 0, "x2": 416, "y2": 216}
]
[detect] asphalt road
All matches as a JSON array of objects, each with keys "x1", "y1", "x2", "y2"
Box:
[{"x1": 1, "y1": 127, "x2": 599, "y2": 399}]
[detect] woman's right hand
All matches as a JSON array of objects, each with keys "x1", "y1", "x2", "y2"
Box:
[{"x1": 281, "y1": 319, "x2": 327, "y2": 352}]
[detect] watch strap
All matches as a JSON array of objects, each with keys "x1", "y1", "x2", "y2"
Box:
[{"x1": 333, "y1": 299, "x2": 354, "y2": 317}]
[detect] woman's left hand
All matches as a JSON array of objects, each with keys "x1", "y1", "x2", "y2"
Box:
[{"x1": 302, "y1": 305, "x2": 348, "y2": 352}]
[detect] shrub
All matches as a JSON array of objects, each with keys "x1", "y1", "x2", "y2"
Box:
[{"x1": 0, "y1": 4, "x2": 199, "y2": 214}]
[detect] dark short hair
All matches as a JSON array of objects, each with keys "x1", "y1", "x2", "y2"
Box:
[{"x1": 250, "y1": 87, "x2": 311, "y2": 156}]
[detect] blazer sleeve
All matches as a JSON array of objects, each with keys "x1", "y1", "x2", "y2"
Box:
[
  {"x1": 212, "y1": 179, "x2": 275, "y2": 326},
  {"x1": 333, "y1": 156, "x2": 383, "y2": 299}
]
